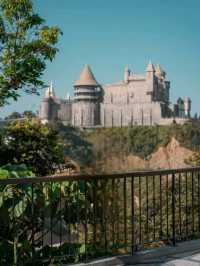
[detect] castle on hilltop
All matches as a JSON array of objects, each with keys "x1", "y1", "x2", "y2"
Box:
[{"x1": 39, "y1": 62, "x2": 191, "y2": 127}]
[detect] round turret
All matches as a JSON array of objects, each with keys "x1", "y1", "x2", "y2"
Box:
[
  {"x1": 72, "y1": 65, "x2": 100, "y2": 127},
  {"x1": 74, "y1": 64, "x2": 99, "y2": 102},
  {"x1": 39, "y1": 82, "x2": 56, "y2": 123},
  {"x1": 40, "y1": 97, "x2": 51, "y2": 123}
]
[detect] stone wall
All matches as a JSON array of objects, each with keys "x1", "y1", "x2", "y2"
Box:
[
  {"x1": 39, "y1": 64, "x2": 191, "y2": 127},
  {"x1": 100, "y1": 102, "x2": 162, "y2": 127},
  {"x1": 72, "y1": 101, "x2": 100, "y2": 127},
  {"x1": 58, "y1": 100, "x2": 72, "y2": 124}
]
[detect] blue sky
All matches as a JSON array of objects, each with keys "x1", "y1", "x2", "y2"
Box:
[{"x1": 1, "y1": 0, "x2": 200, "y2": 117}]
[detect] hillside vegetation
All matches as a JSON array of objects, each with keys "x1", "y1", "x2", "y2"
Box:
[
  {"x1": 83, "y1": 121, "x2": 200, "y2": 159},
  {"x1": 52, "y1": 121, "x2": 200, "y2": 173},
  {"x1": 83, "y1": 121, "x2": 200, "y2": 172}
]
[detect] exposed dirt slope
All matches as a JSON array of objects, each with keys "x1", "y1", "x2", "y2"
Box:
[{"x1": 149, "y1": 137, "x2": 193, "y2": 169}]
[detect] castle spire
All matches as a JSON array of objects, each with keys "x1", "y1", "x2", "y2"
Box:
[
  {"x1": 146, "y1": 60, "x2": 155, "y2": 72},
  {"x1": 124, "y1": 66, "x2": 130, "y2": 83},
  {"x1": 45, "y1": 86, "x2": 50, "y2": 98},
  {"x1": 66, "y1": 91, "x2": 70, "y2": 100},
  {"x1": 155, "y1": 64, "x2": 164, "y2": 78},
  {"x1": 49, "y1": 81, "x2": 55, "y2": 97},
  {"x1": 155, "y1": 64, "x2": 162, "y2": 74}
]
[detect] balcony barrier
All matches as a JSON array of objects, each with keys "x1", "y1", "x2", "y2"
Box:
[{"x1": 0, "y1": 167, "x2": 200, "y2": 265}]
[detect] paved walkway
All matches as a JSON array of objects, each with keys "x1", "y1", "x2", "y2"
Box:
[
  {"x1": 162, "y1": 252, "x2": 200, "y2": 266},
  {"x1": 68, "y1": 240, "x2": 200, "y2": 266},
  {"x1": 126, "y1": 241, "x2": 200, "y2": 266},
  {"x1": 132, "y1": 252, "x2": 200, "y2": 265}
]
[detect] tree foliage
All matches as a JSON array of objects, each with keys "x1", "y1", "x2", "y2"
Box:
[
  {"x1": 5, "y1": 111, "x2": 22, "y2": 120},
  {"x1": 84, "y1": 122, "x2": 200, "y2": 160},
  {"x1": 0, "y1": 0, "x2": 62, "y2": 106},
  {"x1": 0, "y1": 118, "x2": 64, "y2": 175},
  {"x1": 22, "y1": 110, "x2": 36, "y2": 118},
  {"x1": 5, "y1": 110, "x2": 36, "y2": 120},
  {"x1": 51, "y1": 122, "x2": 94, "y2": 172},
  {"x1": 0, "y1": 164, "x2": 88, "y2": 265}
]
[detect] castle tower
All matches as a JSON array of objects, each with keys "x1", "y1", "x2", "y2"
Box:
[
  {"x1": 155, "y1": 64, "x2": 170, "y2": 103},
  {"x1": 124, "y1": 66, "x2": 130, "y2": 83},
  {"x1": 72, "y1": 65, "x2": 100, "y2": 127},
  {"x1": 49, "y1": 81, "x2": 55, "y2": 97},
  {"x1": 155, "y1": 64, "x2": 165, "y2": 79},
  {"x1": 184, "y1": 97, "x2": 191, "y2": 118},
  {"x1": 45, "y1": 86, "x2": 51, "y2": 98},
  {"x1": 177, "y1": 98, "x2": 184, "y2": 118},
  {"x1": 39, "y1": 83, "x2": 53, "y2": 123},
  {"x1": 146, "y1": 60, "x2": 155, "y2": 96},
  {"x1": 146, "y1": 60, "x2": 155, "y2": 76}
]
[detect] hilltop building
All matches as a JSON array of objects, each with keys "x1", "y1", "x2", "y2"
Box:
[{"x1": 39, "y1": 62, "x2": 191, "y2": 127}]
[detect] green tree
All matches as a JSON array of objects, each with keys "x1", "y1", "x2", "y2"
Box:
[
  {"x1": 5, "y1": 111, "x2": 22, "y2": 120},
  {"x1": 0, "y1": 164, "x2": 88, "y2": 265},
  {"x1": 22, "y1": 110, "x2": 36, "y2": 118},
  {"x1": 0, "y1": 118, "x2": 64, "y2": 175},
  {"x1": 51, "y1": 122, "x2": 94, "y2": 171},
  {"x1": 0, "y1": 0, "x2": 62, "y2": 106},
  {"x1": 0, "y1": 164, "x2": 35, "y2": 265}
]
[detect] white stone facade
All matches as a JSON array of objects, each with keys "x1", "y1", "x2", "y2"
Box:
[{"x1": 39, "y1": 62, "x2": 191, "y2": 127}]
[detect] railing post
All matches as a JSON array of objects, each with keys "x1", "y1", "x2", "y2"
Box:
[
  {"x1": 131, "y1": 176, "x2": 135, "y2": 255},
  {"x1": 84, "y1": 180, "x2": 88, "y2": 263},
  {"x1": 172, "y1": 173, "x2": 176, "y2": 246}
]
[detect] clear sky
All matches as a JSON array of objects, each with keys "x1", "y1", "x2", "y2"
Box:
[{"x1": 1, "y1": 0, "x2": 200, "y2": 117}]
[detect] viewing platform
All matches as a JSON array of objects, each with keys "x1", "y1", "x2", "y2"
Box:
[{"x1": 1, "y1": 167, "x2": 200, "y2": 265}]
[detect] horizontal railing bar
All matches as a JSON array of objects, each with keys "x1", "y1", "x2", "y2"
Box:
[{"x1": 0, "y1": 166, "x2": 200, "y2": 185}]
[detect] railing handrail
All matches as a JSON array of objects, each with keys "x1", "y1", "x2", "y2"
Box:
[{"x1": 1, "y1": 166, "x2": 200, "y2": 185}]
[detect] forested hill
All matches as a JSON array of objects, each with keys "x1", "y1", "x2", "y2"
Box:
[{"x1": 55, "y1": 121, "x2": 200, "y2": 173}]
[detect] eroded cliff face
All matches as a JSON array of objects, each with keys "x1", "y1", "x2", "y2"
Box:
[
  {"x1": 100, "y1": 154, "x2": 146, "y2": 173},
  {"x1": 98, "y1": 137, "x2": 193, "y2": 172},
  {"x1": 149, "y1": 137, "x2": 193, "y2": 169}
]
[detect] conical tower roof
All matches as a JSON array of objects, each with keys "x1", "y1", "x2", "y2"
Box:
[{"x1": 75, "y1": 65, "x2": 98, "y2": 86}]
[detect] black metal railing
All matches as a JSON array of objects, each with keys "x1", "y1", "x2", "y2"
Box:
[{"x1": 1, "y1": 167, "x2": 200, "y2": 265}]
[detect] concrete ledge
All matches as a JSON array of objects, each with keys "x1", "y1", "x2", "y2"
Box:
[
  {"x1": 66, "y1": 239, "x2": 200, "y2": 266},
  {"x1": 119, "y1": 239, "x2": 200, "y2": 265},
  {"x1": 67, "y1": 256, "x2": 123, "y2": 266}
]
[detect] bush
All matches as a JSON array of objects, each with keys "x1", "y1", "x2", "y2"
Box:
[
  {"x1": 0, "y1": 164, "x2": 34, "y2": 180},
  {"x1": 0, "y1": 119, "x2": 64, "y2": 176}
]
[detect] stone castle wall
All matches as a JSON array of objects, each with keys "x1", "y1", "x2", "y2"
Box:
[
  {"x1": 39, "y1": 63, "x2": 191, "y2": 127},
  {"x1": 72, "y1": 101, "x2": 100, "y2": 127},
  {"x1": 100, "y1": 102, "x2": 162, "y2": 127}
]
